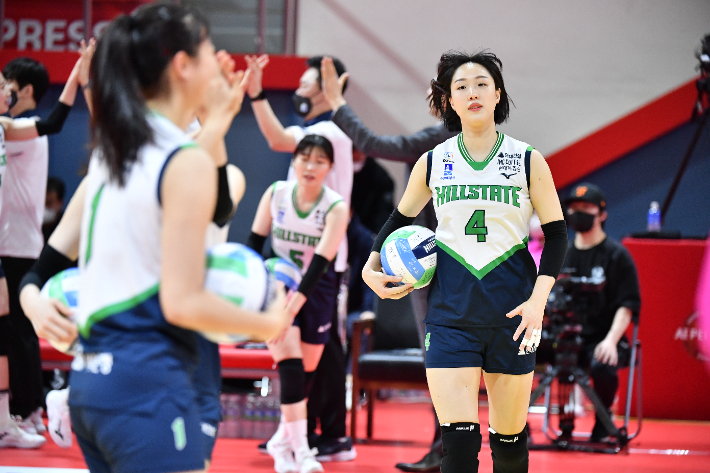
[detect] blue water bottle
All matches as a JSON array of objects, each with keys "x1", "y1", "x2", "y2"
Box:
[{"x1": 647, "y1": 201, "x2": 661, "y2": 232}]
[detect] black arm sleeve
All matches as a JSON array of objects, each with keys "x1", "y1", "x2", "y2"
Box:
[
  {"x1": 371, "y1": 209, "x2": 416, "y2": 253},
  {"x1": 18, "y1": 245, "x2": 75, "y2": 295},
  {"x1": 212, "y1": 165, "x2": 233, "y2": 227},
  {"x1": 296, "y1": 254, "x2": 330, "y2": 299},
  {"x1": 35, "y1": 102, "x2": 72, "y2": 137},
  {"x1": 246, "y1": 232, "x2": 267, "y2": 256},
  {"x1": 331, "y1": 104, "x2": 455, "y2": 162},
  {"x1": 538, "y1": 220, "x2": 568, "y2": 279}
]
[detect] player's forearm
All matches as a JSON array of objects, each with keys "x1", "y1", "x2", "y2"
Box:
[
  {"x1": 604, "y1": 306, "x2": 632, "y2": 344},
  {"x1": 195, "y1": 119, "x2": 229, "y2": 167},
  {"x1": 251, "y1": 100, "x2": 294, "y2": 152},
  {"x1": 58, "y1": 74, "x2": 80, "y2": 107}
]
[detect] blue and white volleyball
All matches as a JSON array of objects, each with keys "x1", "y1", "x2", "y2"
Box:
[
  {"x1": 265, "y1": 257, "x2": 302, "y2": 293},
  {"x1": 202, "y1": 243, "x2": 276, "y2": 344},
  {"x1": 40, "y1": 268, "x2": 80, "y2": 354},
  {"x1": 380, "y1": 225, "x2": 437, "y2": 289}
]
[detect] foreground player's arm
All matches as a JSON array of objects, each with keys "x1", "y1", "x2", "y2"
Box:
[
  {"x1": 19, "y1": 178, "x2": 87, "y2": 344},
  {"x1": 362, "y1": 153, "x2": 432, "y2": 299},
  {"x1": 160, "y1": 148, "x2": 289, "y2": 340},
  {"x1": 245, "y1": 55, "x2": 297, "y2": 152},
  {"x1": 1, "y1": 56, "x2": 83, "y2": 141},
  {"x1": 507, "y1": 150, "x2": 567, "y2": 352},
  {"x1": 287, "y1": 200, "x2": 349, "y2": 317}
]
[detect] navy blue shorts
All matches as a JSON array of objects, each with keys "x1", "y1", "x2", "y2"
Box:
[
  {"x1": 293, "y1": 267, "x2": 339, "y2": 345},
  {"x1": 194, "y1": 335, "x2": 221, "y2": 461},
  {"x1": 424, "y1": 323, "x2": 536, "y2": 375},
  {"x1": 70, "y1": 397, "x2": 205, "y2": 473}
]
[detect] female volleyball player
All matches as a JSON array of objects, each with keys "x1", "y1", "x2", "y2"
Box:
[
  {"x1": 247, "y1": 134, "x2": 349, "y2": 473},
  {"x1": 19, "y1": 4, "x2": 288, "y2": 472},
  {"x1": 363, "y1": 50, "x2": 568, "y2": 473}
]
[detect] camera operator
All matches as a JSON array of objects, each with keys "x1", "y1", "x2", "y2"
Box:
[{"x1": 562, "y1": 183, "x2": 641, "y2": 442}]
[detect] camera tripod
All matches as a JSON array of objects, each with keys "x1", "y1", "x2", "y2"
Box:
[{"x1": 527, "y1": 325, "x2": 642, "y2": 454}]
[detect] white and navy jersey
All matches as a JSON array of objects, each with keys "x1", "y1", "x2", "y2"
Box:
[
  {"x1": 70, "y1": 114, "x2": 199, "y2": 411},
  {"x1": 0, "y1": 119, "x2": 49, "y2": 259},
  {"x1": 288, "y1": 121, "x2": 352, "y2": 272},
  {"x1": 425, "y1": 132, "x2": 537, "y2": 327},
  {"x1": 269, "y1": 180, "x2": 344, "y2": 274}
]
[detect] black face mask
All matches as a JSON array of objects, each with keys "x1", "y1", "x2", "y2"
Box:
[
  {"x1": 7, "y1": 90, "x2": 17, "y2": 110},
  {"x1": 291, "y1": 93, "x2": 312, "y2": 117},
  {"x1": 567, "y1": 211, "x2": 596, "y2": 233}
]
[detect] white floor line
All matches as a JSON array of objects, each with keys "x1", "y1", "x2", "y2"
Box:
[{"x1": 0, "y1": 468, "x2": 89, "y2": 473}]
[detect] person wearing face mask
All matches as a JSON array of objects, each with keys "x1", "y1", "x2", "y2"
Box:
[
  {"x1": 562, "y1": 182, "x2": 641, "y2": 443},
  {"x1": 246, "y1": 54, "x2": 358, "y2": 462},
  {"x1": 42, "y1": 177, "x2": 65, "y2": 243},
  {"x1": 0, "y1": 54, "x2": 86, "y2": 438}
]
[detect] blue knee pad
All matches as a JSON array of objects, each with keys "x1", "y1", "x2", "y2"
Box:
[
  {"x1": 440, "y1": 422, "x2": 481, "y2": 473},
  {"x1": 489, "y1": 427, "x2": 528, "y2": 473}
]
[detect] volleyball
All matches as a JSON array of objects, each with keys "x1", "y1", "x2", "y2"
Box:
[
  {"x1": 40, "y1": 268, "x2": 80, "y2": 354},
  {"x1": 201, "y1": 242, "x2": 276, "y2": 344},
  {"x1": 265, "y1": 257, "x2": 302, "y2": 293},
  {"x1": 380, "y1": 225, "x2": 437, "y2": 289}
]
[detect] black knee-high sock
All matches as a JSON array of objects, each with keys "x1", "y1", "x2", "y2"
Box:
[
  {"x1": 440, "y1": 422, "x2": 481, "y2": 473},
  {"x1": 489, "y1": 427, "x2": 528, "y2": 473}
]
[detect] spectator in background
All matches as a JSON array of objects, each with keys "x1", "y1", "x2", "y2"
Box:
[
  {"x1": 42, "y1": 177, "x2": 65, "y2": 243},
  {"x1": 0, "y1": 54, "x2": 84, "y2": 435},
  {"x1": 351, "y1": 146, "x2": 394, "y2": 234},
  {"x1": 563, "y1": 183, "x2": 641, "y2": 442},
  {"x1": 320, "y1": 58, "x2": 455, "y2": 472}
]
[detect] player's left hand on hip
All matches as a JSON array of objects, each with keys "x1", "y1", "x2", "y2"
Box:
[{"x1": 507, "y1": 300, "x2": 544, "y2": 355}]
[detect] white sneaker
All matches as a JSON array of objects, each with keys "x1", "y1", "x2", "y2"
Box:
[
  {"x1": 0, "y1": 420, "x2": 46, "y2": 449},
  {"x1": 14, "y1": 415, "x2": 38, "y2": 435},
  {"x1": 46, "y1": 390, "x2": 72, "y2": 448},
  {"x1": 30, "y1": 407, "x2": 46, "y2": 434},
  {"x1": 295, "y1": 447, "x2": 324, "y2": 473},
  {"x1": 267, "y1": 438, "x2": 298, "y2": 473}
]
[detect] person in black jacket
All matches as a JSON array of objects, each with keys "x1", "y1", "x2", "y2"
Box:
[{"x1": 562, "y1": 183, "x2": 641, "y2": 443}]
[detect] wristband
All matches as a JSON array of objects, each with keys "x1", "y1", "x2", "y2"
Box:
[
  {"x1": 250, "y1": 90, "x2": 266, "y2": 101},
  {"x1": 538, "y1": 219, "x2": 568, "y2": 279}
]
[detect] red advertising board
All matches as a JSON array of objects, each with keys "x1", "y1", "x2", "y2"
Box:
[
  {"x1": 0, "y1": 1, "x2": 306, "y2": 89},
  {"x1": 619, "y1": 238, "x2": 710, "y2": 420},
  {"x1": 2, "y1": 1, "x2": 147, "y2": 52}
]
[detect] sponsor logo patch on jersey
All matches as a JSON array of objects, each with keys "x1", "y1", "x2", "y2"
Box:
[{"x1": 441, "y1": 162, "x2": 455, "y2": 180}]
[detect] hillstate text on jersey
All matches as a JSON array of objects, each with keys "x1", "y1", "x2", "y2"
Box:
[{"x1": 428, "y1": 133, "x2": 534, "y2": 280}]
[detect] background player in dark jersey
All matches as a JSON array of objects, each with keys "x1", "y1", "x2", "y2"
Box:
[
  {"x1": 363, "y1": 50, "x2": 568, "y2": 473},
  {"x1": 562, "y1": 182, "x2": 641, "y2": 442}
]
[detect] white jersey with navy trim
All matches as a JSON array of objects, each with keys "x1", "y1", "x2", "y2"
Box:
[
  {"x1": 425, "y1": 132, "x2": 537, "y2": 327},
  {"x1": 71, "y1": 113, "x2": 200, "y2": 411},
  {"x1": 269, "y1": 180, "x2": 344, "y2": 274},
  {"x1": 288, "y1": 121, "x2": 352, "y2": 272},
  {"x1": 0, "y1": 125, "x2": 6, "y2": 198}
]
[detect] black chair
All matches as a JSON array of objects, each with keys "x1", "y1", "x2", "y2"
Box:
[{"x1": 350, "y1": 295, "x2": 427, "y2": 442}]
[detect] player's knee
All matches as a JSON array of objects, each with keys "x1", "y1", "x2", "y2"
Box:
[
  {"x1": 278, "y1": 358, "x2": 305, "y2": 405},
  {"x1": 440, "y1": 422, "x2": 481, "y2": 473},
  {"x1": 489, "y1": 427, "x2": 528, "y2": 473}
]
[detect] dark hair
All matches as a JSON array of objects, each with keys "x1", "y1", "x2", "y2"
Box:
[
  {"x1": 429, "y1": 50, "x2": 512, "y2": 131},
  {"x1": 90, "y1": 3, "x2": 209, "y2": 186},
  {"x1": 46, "y1": 176, "x2": 66, "y2": 201},
  {"x1": 306, "y1": 56, "x2": 348, "y2": 94},
  {"x1": 293, "y1": 134, "x2": 334, "y2": 164},
  {"x1": 3, "y1": 58, "x2": 49, "y2": 104}
]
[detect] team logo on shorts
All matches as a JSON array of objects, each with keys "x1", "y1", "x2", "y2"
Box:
[{"x1": 425, "y1": 333, "x2": 430, "y2": 351}]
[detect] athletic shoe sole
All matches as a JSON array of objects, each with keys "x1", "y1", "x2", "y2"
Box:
[{"x1": 315, "y1": 447, "x2": 357, "y2": 462}]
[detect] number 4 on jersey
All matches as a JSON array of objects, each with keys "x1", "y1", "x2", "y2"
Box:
[{"x1": 465, "y1": 210, "x2": 488, "y2": 242}]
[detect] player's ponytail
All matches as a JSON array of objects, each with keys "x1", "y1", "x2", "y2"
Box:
[{"x1": 90, "y1": 3, "x2": 209, "y2": 186}]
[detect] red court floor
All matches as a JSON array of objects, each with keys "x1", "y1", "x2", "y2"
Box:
[{"x1": 2, "y1": 401, "x2": 709, "y2": 472}]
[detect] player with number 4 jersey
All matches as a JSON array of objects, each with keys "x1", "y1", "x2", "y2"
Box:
[{"x1": 363, "y1": 50, "x2": 568, "y2": 473}]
